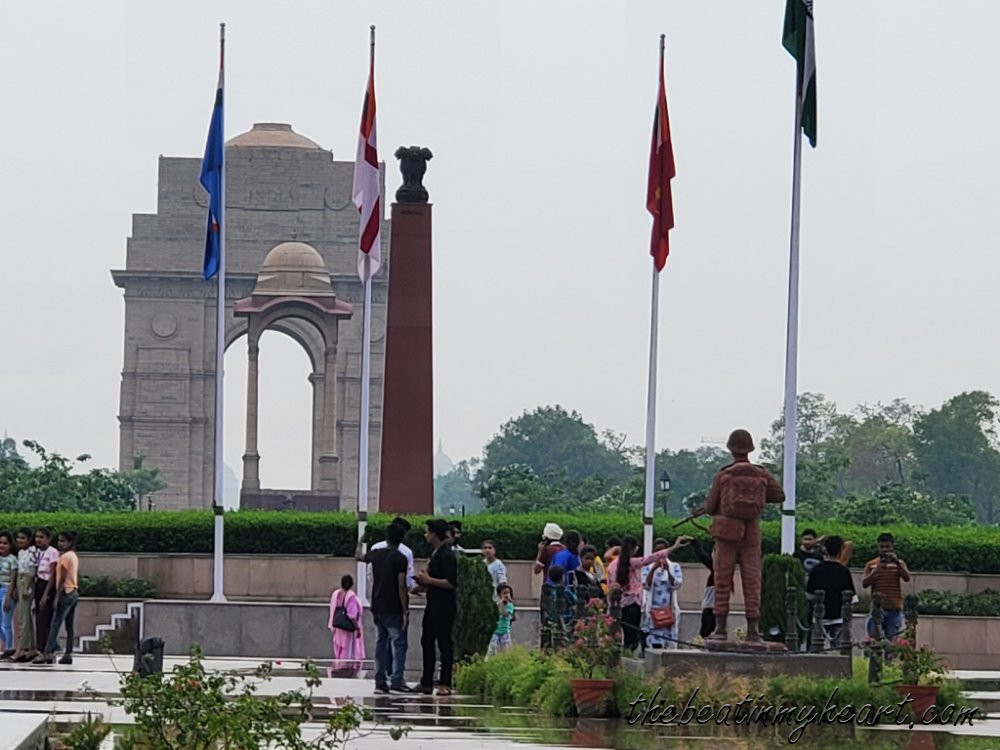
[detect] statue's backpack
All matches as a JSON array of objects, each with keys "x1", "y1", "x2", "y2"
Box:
[{"x1": 718, "y1": 463, "x2": 768, "y2": 521}]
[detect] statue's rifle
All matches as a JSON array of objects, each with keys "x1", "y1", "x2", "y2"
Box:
[{"x1": 672, "y1": 506, "x2": 707, "y2": 529}]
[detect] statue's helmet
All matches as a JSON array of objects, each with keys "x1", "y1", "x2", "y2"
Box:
[{"x1": 726, "y1": 429, "x2": 755, "y2": 454}]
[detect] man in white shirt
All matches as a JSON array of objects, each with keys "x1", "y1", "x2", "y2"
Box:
[{"x1": 370, "y1": 517, "x2": 415, "y2": 591}]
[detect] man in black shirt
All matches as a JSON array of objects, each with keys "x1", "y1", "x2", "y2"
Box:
[
  {"x1": 793, "y1": 528, "x2": 823, "y2": 650},
  {"x1": 414, "y1": 518, "x2": 458, "y2": 695},
  {"x1": 357, "y1": 523, "x2": 410, "y2": 693},
  {"x1": 805, "y1": 535, "x2": 856, "y2": 648},
  {"x1": 793, "y1": 528, "x2": 823, "y2": 576}
]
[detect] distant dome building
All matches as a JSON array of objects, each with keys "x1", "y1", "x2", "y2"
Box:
[{"x1": 434, "y1": 440, "x2": 454, "y2": 477}]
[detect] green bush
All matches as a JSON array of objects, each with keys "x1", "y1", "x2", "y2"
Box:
[
  {"x1": 78, "y1": 575, "x2": 157, "y2": 599},
  {"x1": 454, "y1": 655, "x2": 487, "y2": 696},
  {"x1": 453, "y1": 554, "x2": 496, "y2": 660},
  {"x1": 531, "y1": 656, "x2": 575, "y2": 716},
  {"x1": 760, "y1": 554, "x2": 807, "y2": 642},
  {"x1": 2, "y1": 510, "x2": 1000, "y2": 573},
  {"x1": 914, "y1": 588, "x2": 1000, "y2": 616},
  {"x1": 482, "y1": 647, "x2": 532, "y2": 703}
]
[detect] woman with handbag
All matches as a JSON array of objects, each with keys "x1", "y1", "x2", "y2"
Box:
[
  {"x1": 641, "y1": 538, "x2": 684, "y2": 650},
  {"x1": 607, "y1": 534, "x2": 692, "y2": 653},
  {"x1": 328, "y1": 574, "x2": 365, "y2": 674}
]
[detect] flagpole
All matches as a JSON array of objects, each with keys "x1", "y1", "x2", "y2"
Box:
[
  {"x1": 780, "y1": 78, "x2": 804, "y2": 556},
  {"x1": 211, "y1": 22, "x2": 227, "y2": 603},
  {"x1": 355, "y1": 25, "x2": 376, "y2": 608},
  {"x1": 642, "y1": 34, "x2": 666, "y2": 558},
  {"x1": 643, "y1": 263, "x2": 660, "y2": 557}
]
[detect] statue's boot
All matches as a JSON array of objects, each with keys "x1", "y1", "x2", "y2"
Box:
[
  {"x1": 745, "y1": 618, "x2": 761, "y2": 642},
  {"x1": 708, "y1": 615, "x2": 728, "y2": 641}
]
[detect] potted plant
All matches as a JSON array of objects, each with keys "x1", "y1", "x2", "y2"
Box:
[
  {"x1": 892, "y1": 625, "x2": 945, "y2": 718},
  {"x1": 562, "y1": 598, "x2": 620, "y2": 717}
]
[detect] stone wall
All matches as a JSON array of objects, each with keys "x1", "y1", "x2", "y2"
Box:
[
  {"x1": 138, "y1": 600, "x2": 998, "y2": 671},
  {"x1": 80, "y1": 552, "x2": 1000, "y2": 608}
]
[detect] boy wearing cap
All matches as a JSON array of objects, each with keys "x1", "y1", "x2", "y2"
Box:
[
  {"x1": 533, "y1": 523, "x2": 565, "y2": 578},
  {"x1": 704, "y1": 429, "x2": 784, "y2": 642}
]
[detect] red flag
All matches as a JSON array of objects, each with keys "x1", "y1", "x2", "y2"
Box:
[
  {"x1": 353, "y1": 37, "x2": 380, "y2": 283},
  {"x1": 647, "y1": 46, "x2": 675, "y2": 271}
]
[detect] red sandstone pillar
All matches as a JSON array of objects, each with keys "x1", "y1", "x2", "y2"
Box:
[{"x1": 379, "y1": 202, "x2": 433, "y2": 514}]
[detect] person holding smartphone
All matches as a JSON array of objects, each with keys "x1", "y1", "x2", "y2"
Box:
[{"x1": 861, "y1": 532, "x2": 910, "y2": 639}]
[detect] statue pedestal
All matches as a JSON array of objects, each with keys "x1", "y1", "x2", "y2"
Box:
[
  {"x1": 704, "y1": 640, "x2": 788, "y2": 653},
  {"x1": 638, "y1": 647, "x2": 849, "y2": 679}
]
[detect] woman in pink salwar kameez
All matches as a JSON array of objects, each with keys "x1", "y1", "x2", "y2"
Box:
[{"x1": 328, "y1": 575, "x2": 365, "y2": 674}]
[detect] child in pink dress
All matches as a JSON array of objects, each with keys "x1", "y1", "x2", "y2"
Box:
[{"x1": 328, "y1": 575, "x2": 365, "y2": 673}]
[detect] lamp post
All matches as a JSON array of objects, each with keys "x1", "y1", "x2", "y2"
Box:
[{"x1": 659, "y1": 470, "x2": 671, "y2": 515}]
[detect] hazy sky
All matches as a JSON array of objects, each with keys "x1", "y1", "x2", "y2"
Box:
[{"x1": 1, "y1": 2, "x2": 998, "y2": 490}]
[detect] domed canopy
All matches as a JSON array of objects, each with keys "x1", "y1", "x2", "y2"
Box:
[
  {"x1": 253, "y1": 242, "x2": 334, "y2": 296},
  {"x1": 227, "y1": 123, "x2": 322, "y2": 150}
]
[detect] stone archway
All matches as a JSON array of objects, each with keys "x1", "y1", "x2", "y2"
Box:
[
  {"x1": 112, "y1": 123, "x2": 391, "y2": 511},
  {"x1": 233, "y1": 242, "x2": 351, "y2": 511}
]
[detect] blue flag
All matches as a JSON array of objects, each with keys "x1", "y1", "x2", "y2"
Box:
[{"x1": 200, "y1": 73, "x2": 224, "y2": 280}]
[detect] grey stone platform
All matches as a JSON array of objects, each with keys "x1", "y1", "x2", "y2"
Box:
[
  {"x1": 142, "y1": 600, "x2": 542, "y2": 672},
  {"x1": 640, "y1": 647, "x2": 852, "y2": 678},
  {"x1": 2, "y1": 714, "x2": 47, "y2": 750}
]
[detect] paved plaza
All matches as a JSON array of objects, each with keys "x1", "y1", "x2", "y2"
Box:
[{"x1": 5, "y1": 656, "x2": 1000, "y2": 748}]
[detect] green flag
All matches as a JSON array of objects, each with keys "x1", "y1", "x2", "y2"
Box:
[{"x1": 783, "y1": 0, "x2": 816, "y2": 147}]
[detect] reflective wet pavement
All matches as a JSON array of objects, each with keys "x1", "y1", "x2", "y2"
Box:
[{"x1": 5, "y1": 656, "x2": 1000, "y2": 749}]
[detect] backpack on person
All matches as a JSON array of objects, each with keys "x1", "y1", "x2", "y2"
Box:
[{"x1": 718, "y1": 463, "x2": 768, "y2": 521}]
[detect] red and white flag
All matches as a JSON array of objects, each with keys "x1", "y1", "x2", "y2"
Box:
[
  {"x1": 353, "y1": 43, "x2": 380, "y2": 283},
  {"x1": 647, "y1": 47, "x2": 675, "y2": 272}
]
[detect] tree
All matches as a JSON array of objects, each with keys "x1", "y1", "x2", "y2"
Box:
[
  {"x1": 130, "y1": 454, "x2": 167, "y2": 511},
  {"x1": 0, "y1": 439, "x2": 160, "y2": 513},
  {"x1": 761, "y1": 393, "x2": 851, "y2": 517},
  {"x1": 835, "y1": 484, "x2": 975, "y2": 527},
  {"x1": 478, "y1": 464, "x2": 572, "y2": 514},
  {"x1": 481, "y1": 406, "x2": 632, "y2": 486},
  {"x1": 434, "y1": 460, "x2": 483, "y2": 516},
  {"x1": 657, "y1": 446, "x2": 730, "y2": 516},
  {"x1": 833, "y1": 400, "x2": 922, "y2": 496},
  {"x1": 913, "y1": 391, "x2": 1000, "y2": 524}
]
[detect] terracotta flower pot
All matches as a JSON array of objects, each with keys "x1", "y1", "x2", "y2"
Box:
[
  {"x1": 896, "y1": 684, "x2": 940, "y2": 721},
  {"x1": 570, "y1": 678, "x2": 615, "y2": 717}
]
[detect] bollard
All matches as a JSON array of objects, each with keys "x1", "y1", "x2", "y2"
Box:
[
  {"x1": 904, "y1": 593, "x2": 918, "y2": 632},
  {"x1": 868, "y1": 592, "x2": 885, "y2": 685},
  {"x1": 840, "y1": 590, "x2": 854, "y2": 657},
  {"x1": 810, "y1": 593, "x2": 826, "y2": 652},
  {"x1": 552, "y1": 584, "x2": 567, "y2": 649},
  {"x1": 785, "y1": 586, "x2": 799, "y2": 652},
  {"x1": 609, "y1": 587, "x2": 623, "y2": 644},
  {"x1": 539, "y1": 583, "x2": 552, "y2": 651}
]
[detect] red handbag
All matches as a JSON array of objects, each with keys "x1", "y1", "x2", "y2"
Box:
[{"x1": 651, "y1": 606, "x2": 676, "y2": 629}]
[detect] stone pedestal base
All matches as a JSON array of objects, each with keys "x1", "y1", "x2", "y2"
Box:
[
  {"x1": 704, "y1": 640, "x2": 788, "y2": 653},
  {"x1": 639, "y1": 647, "x2": 850, "y2": 678}
]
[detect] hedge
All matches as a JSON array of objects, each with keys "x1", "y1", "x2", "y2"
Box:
[{"x1": 2, "y1": 510, "x2": 1000, "y2": 573}]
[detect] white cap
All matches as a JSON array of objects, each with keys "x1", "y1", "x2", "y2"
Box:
[{"x1": 543, "y1": 523, "x2": 563, "y2": 541}]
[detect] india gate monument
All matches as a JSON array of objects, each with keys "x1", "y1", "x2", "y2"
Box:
[{"x1": 112, "y1": 122, "x2": 434, "y2": 515}]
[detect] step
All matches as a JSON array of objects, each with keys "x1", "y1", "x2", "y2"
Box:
[
  {"x1": 78, "y1": 602, "x2": 143, "y2": 655},
  {"x1": 1, "y1": 713, "x2": 48, "y2": 750}
]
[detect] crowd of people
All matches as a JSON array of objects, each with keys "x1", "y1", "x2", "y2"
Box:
[
  {"x1": 795, "y1": 526, "x2": 911, "y2": 648},
  {"x1": 0, "y1": 527, "x2": 80, "y2": 665},
  {"x1": 329, "y1": 505, "x2": 914, "y2": 687},
  {"x1": 337, "y1": 517, "x2": 460, "y2": 696},
  {"x1": 529, "y1": 522, "x2": 696, "y2": 652}
]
